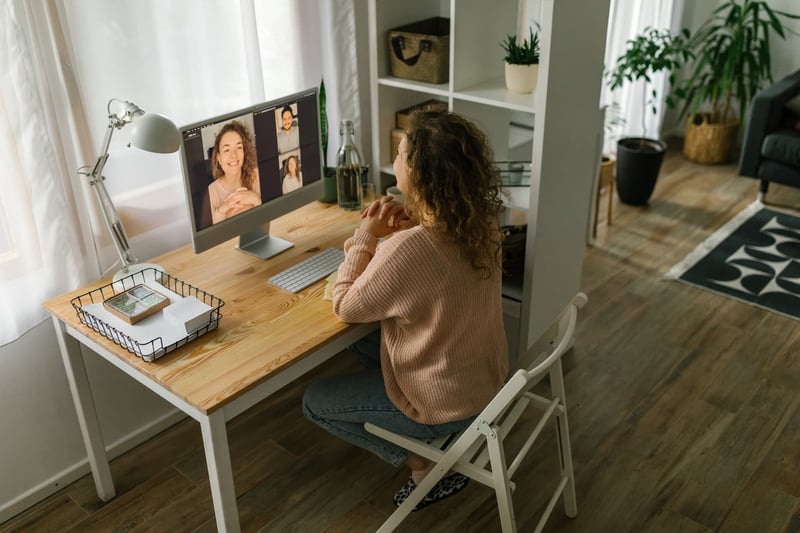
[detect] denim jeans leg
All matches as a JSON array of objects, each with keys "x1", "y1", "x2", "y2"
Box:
[
  {"x1": 302, "y1": 368, "x2": 472, "y2": 467},
  {"x1": 348, "y1": 327, "x2": 381, "y2": 369}
]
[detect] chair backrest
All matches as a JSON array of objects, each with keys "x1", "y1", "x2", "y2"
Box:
[
  {"x1": 514, "y1": 292, "x2": 587, "y2": 373},
  {"x1": 526, "y1": 292, "x2": 586, "y2": 376}
]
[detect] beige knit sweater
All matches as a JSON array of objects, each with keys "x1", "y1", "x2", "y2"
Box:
[{"x1": 333, "y1": 226, "x2": 508, "y2": 425}]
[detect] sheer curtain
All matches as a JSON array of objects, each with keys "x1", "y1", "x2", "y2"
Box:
[
  {"x1": 602, "y1": 0, "x2": 685, "y2": 150},
  {"x1": 0, "y1": 0, "x2": 360, "y2": 346},
  {"x1": 0, "y1": 1, "x2": 90, "y2": 346}
]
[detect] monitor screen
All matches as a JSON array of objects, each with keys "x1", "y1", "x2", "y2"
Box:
[{"x1": 178, "y1": 88, "x2": 323, "y2": 259}]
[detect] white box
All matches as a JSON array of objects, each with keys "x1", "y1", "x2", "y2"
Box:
[{"x1": 163, "y1": 296, "x2": 213, "y2": 334}]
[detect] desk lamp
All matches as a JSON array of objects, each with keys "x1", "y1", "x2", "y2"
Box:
[{"x1": 79, "y1": 99, "x2": 181, "y2": 282}]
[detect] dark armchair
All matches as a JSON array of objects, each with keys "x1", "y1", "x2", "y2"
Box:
[{"x1": 739, "y1": 69, "x2": 800, "y2": 201}]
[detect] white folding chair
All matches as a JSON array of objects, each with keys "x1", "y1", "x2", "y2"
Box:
[{"x1": 366, "y1": 292, "x2": 588, "y2": 532}]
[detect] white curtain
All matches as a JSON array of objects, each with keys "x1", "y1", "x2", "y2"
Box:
[
  {"x1": 0, "y1": 0, "x2": 360, "y2": 346},
  {"x1": 601, "y1": 0, "x2": 685, "y2": 150},
  {"x1": 0, "y1": 0, "x2": 91, "y2": 345}
]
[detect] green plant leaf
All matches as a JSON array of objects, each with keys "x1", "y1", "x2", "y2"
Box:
[{"x1": 499, "y1": 25, "x2": 540, "y2": 65}]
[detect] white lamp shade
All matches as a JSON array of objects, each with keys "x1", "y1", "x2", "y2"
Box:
[{"x1": 129, "y1": 112, "x2": 181, "y2": 153}]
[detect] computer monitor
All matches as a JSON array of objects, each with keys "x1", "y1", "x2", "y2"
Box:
[{"x1": 178, "y1": 88, "x2": 323, "y2": 259}]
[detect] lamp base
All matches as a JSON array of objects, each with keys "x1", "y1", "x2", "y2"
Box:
[{"x1": 112, "y1": 262, "x2": 165, "y2": 284}]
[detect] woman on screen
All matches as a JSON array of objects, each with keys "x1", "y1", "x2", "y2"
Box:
[
  {"x1": 208, "y1": 121, "x2": 262, "y2": 224},
  {"x1": 303, "y1": 110, "x2": 508, "y2": 510},
  {"x1": 281, "y1": 154, "x2": 302, "y2": 194}
]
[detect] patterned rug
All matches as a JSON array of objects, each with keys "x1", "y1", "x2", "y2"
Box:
[{"x1": 665, "y1": 202, "x2": 800, "y2": 320}]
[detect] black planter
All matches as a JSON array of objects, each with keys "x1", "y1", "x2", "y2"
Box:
[{"x1": 615, "y1": 138, "x2": 667, "y2": 206}]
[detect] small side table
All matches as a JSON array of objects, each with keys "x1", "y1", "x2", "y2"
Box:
[{"x1": 593, "y1": 155, "x2": 615, "y2": 238}]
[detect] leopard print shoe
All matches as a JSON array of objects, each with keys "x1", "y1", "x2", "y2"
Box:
[{"x1": 393, "y1": 473, "x2": 470, "y2": 511}]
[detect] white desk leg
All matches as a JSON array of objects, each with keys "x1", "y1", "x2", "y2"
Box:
[
  {"x1": 52, "y1": 317, "x2": 116, "y2": 500},
  {"x1": 200, "y1": 412, "x2": 241, "y2": 532}
]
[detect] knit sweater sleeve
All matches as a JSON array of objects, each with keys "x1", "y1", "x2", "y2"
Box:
[{"x1": 332, "y1": 228, "x2": 420, "y2": 323}]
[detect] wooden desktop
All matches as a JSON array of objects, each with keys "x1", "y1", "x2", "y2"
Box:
[{"x1": 44, "y1": 201, "x2": 378, "y2": 533}]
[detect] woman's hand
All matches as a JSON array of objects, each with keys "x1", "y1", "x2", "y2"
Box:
[
  {"x1": 229, "y1": 187, "x2": 261, "y2": 208},
  {"x1": 221, "y1": 188, "x2": 261, "y2": 218},
  {"x1": 359, "y1": 196, "x2": 410, "y2": 238}
]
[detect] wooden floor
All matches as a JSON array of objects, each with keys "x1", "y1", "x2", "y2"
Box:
[{"x1": 4, "y1": 141, "x2": 800, "y2": 532}]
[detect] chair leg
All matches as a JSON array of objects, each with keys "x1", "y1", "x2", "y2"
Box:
[
  {"x1": 549, "y1": 361, "x2": 577, "y2": 518},
  {"x1": 606, "y1": 180, "x2": 613, "y2": 225},
  {"x1": 554, "y1": 413, "x2": 577, "y2": 517},
  {"x1": 487, "y1": 435, "x2": 517, "y2": 533}
]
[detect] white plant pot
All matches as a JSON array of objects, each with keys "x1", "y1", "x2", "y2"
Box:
[{"x1": 504, "y1": 63, "x2": 538, "y2": 95}]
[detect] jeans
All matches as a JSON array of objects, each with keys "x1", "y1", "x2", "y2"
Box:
[{"x1": 302, "y1": 329, "x2": 472, "y2": 467}]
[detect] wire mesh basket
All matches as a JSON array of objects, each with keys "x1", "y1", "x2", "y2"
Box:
[{"x1": 70, "y1": 268, "x2": 224, "y2": 362}]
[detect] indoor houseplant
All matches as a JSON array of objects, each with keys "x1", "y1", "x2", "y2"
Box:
[
  {"x1": 500, "y1": 26, "x2": 540, "y2": 94},
  {"x1": 673, "y1": 0, "x2": 800, "y2": 164},
  {"x1": 607, "y1": 27, "x2": 691, "y2": 205}
]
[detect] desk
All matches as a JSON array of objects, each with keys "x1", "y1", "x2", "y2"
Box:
[{"x1": 43, "y1": 201, "x2": 376, "y2": 532}]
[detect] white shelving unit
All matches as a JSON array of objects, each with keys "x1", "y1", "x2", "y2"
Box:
[{"x1": 367, "y1": 0, "x2": 611, "y2": 361}]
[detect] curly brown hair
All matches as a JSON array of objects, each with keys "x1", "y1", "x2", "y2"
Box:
[
  {"x1": 211, "y1": 120, "x2": 258, "y2": 190},
  {"x1": 403, "y1": 110, "x2": 504, "y2": 277}
]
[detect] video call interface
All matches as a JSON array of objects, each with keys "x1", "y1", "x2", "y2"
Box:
[{"x1": 180, "y1": 91, "x2": 322, "y2": 231}]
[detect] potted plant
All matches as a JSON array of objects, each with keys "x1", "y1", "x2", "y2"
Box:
[
  {"x1": 500, "y1": 26, "x2": 540, "y2": 94},
  {"x1": 673, "y1": 0, "x2": 800, "y2": 164},
  {"x1": 606, "y1": 27, "x2": 692, "y2": 205}
]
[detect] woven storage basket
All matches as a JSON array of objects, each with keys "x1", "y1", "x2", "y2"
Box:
[
  {"x1": 389, "y1": 17, "x2": 450, "y2": 84},
  {"x1": 683, "y1": 113, "x2": 739, "y2": 164}
]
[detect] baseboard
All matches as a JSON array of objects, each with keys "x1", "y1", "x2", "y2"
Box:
[{"x1": 0, "y1": 409, "x2": 186, "y2": 524}]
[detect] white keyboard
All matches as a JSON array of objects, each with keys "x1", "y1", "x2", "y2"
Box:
[{"x1": 268, "y1": 247, "x2": 345, "y2": 293}]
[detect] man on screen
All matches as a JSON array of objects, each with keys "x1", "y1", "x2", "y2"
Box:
[{"x1": 277, "y1": 105, "x2": 300, "y2": 155}]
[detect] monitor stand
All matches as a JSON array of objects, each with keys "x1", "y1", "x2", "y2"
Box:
[{"x1": 236, "y1": 224, "x2": 293, "y2": 259}]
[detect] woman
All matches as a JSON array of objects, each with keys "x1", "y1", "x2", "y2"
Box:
[
  {"x1": 208, "y1": 120, "x2": 262, "y2": 224},
  {"x1": 281, "y1": 154, "x2": 302, "y2": 194},
  {"x1": 303, "y1": 110, "x2": 508, "y2": 510}
]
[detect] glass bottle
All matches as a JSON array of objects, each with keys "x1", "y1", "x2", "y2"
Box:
[{"x1": 336, "y1": 119, "x2": 363, "y2": 211}]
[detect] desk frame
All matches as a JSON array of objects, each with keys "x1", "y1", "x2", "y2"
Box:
[{"x1": 54, "y1": 315, "x2": 376, "y2": 531}]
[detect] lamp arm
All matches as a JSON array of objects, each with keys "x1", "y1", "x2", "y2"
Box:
[
  {"x1": 84, "y1": 121, "x2": 138, "y2": 271},
  {"x1": 89, "y1": 112, "x2": 119, "y2": 181}
]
